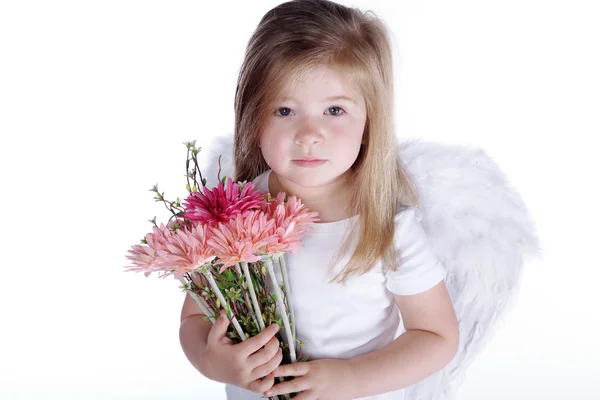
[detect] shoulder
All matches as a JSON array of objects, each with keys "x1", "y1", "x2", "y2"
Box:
[
  {"x1": 393, "y1": 204, "x2": 425, "y2": 236},
  {"x1": 384, "y1": 203, "x2": 447, "y2": 295},
  {"x1": 392, "y1": 204, "x2": 431, "y2": 256},
  {"x1": 251, "y1": 169, "x2": 271, "y2": 192}
]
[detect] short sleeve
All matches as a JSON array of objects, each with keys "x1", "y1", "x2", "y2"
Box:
[{"x1": 384, "y1": 206, "x2": 447, "y2": 295}]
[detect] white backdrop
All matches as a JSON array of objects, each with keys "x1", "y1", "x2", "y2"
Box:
[{"x1": 1, "y1": 1, "x2": 598, "y2": 399}]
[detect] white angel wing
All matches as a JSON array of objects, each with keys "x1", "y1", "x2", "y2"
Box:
[
  {"x1": 399, "y1": 138, "x2": 541, "y2": 400},
  {"x1": 199, "y1": 135, "x2": 541, "y2": 400}
]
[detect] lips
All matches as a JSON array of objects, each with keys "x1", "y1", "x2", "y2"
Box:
[{"x1": 292, "y1": 159, "x2": 326, "y2": 167}]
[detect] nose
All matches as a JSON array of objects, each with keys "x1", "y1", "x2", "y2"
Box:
[{"x1": 294, "y1": 118, "x2": 324, "y2": 146}]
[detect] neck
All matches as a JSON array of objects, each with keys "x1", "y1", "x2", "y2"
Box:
[{"x1": 269, "y1": 170, "x2": 355, "y2": 223}]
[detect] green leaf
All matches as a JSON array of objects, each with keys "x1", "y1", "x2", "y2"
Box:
[
  {"x1": 216, "y1": 299, "x2": 221, "y2": 308},
  {"x1": 224, "y1": 269, "x2": 235, "y2": 281}
]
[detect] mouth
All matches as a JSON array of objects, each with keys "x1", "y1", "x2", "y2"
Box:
[{"x1": 292, "y1": 159, "x2": 326, "y2": 167}]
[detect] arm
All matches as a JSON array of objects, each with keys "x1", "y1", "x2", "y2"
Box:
[
  {"x1": 347, "y1": 280, "x2": 459, "y2": 398},
  {"x1": 179, "y1": 293, "x2": 213, "y2": 376}
]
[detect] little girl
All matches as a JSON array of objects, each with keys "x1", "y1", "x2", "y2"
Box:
[{"x1": 179, "y1": 1, "x2": 459, "y2": 399}]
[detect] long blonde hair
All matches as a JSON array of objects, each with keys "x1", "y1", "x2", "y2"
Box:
[{"x1": 233, "y1": 0, "x2": 419, "y2": 284}]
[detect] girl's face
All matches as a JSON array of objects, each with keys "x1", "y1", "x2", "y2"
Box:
[{"x1": 259, "y1": 65, "x2": 367, "y2": 196}]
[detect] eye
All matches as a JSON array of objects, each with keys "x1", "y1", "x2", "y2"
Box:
[
  {"x1": 327, "y1": 106, "x2": 345, "y2": 116},
  {"x1": 275, "y1": 107, "x2": 293, "y2": 117}
]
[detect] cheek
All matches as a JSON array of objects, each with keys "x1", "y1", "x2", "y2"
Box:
[
  {"x1": 259, "y1": 131, "x2": 284, "y2": 165},
  {"x1": 336, "y1": 122, "x2": 364, "y2": 158}
]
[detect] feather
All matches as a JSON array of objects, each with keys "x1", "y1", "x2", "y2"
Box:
[{"x1": 399, "y1": 138, "x2": 541, "y2": 400}]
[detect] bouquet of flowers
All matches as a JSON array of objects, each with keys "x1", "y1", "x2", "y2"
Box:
[{"x1": 124, "y1": 141, "x2": 319, "y2": 399}]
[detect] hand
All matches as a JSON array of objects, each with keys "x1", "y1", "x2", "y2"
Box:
[
  {"x1": 264, "y1": 358, "x2": 357, "y2": 399},
  {"x1": 201, "y1": 309, "x2": 283, "y2": 394}
]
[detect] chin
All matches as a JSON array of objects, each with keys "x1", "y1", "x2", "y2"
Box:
[{"x1": 293, "y1": 171, "x2": 348, "y2": 187}]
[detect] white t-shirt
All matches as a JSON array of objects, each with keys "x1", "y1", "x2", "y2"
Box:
[{"x1": 225, "y1": 169, "x2": 447, "y2": 400}]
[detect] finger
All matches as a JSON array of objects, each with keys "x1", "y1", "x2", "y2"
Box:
[
  {"x1": 264, "y1": 376, "x2": 310, "y2": 397},
  {"x1": 273, "y1": 362, "x2": 310, "y2": 378},
  {"x1": 248, "y1": 370, "x2": 275, "y2": 394},
  {"x1": 238, "y1": 323, "x2": 279, "y2": 356},
  {"x1": 248, "y1": 335, "x2": 280, "y2": 369},
  {"x1": 206, "y1": 309, "x2": 230, "y2": 344},
  {"x1": 249, "y1": 346, "x2": 282, "y2": 381}
]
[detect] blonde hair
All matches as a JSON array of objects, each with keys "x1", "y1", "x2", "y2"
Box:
[{"x1": 233, "y1": 0, "x2": 419, "y2": 284}]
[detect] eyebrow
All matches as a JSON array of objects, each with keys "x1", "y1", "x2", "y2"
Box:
[{"x1": 280, "y1": 95, "x2": 357, "y2": 105}]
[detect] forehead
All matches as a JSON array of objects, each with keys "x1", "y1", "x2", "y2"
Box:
[{"x1": 276, "y1": 65, "x2": 362, "y2": 102}]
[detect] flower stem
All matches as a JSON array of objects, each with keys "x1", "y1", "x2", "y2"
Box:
[
  {"x1": 240, "y1": 261, "x2": 266, "y2": 331},
  {"x1": 264, "y1": 256, "x2": 296, "y2": 363},
  {"x1": 235, "y1": 264, "x2": 286, "y2": 400},
  {"x1": 178, "y1": 277, "x2": 216, "y2": 323},
  {"x1": 277, "y1": 254, "x2": 296, "y2": 341},
  {"x1": 201, "y1": 268, "x2": 247, "y2": 341},
  {"x1": 235, "y1": 262, "x2": 258, "y2": 329}
]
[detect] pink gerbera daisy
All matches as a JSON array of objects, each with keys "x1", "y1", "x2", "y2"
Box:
[
  {"x1": 182, "y1": 178, "x2": 266, "y2": 226},
  {"x1": 207, "y1": 211, "x2": 277, "y2": 273},
  {"x1": 153, "y1": 223, "x2": 217, "y2": 279},
  {"x1": 261, "y1": 192, "x2": 319, "y2": 254},
  {"x1": 124, "y1": 220, "x2": 181, "y2": 277}
]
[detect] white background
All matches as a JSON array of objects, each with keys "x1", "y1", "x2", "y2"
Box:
[{"x1": 1, "y1": 0, "x2": 598, "y2": 399}]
